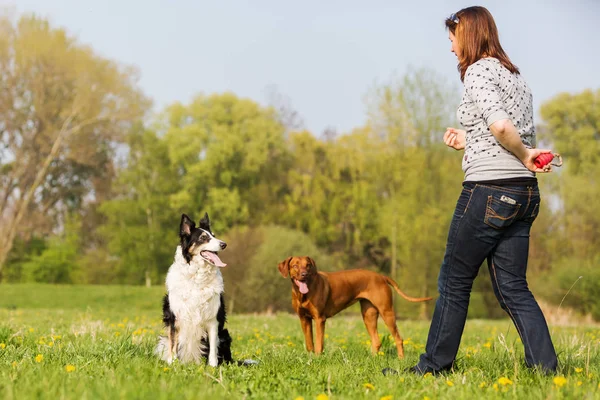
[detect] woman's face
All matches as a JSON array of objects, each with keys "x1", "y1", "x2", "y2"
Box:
[{"x1": 449, "y1": 31, "x2": 461, "y2": 59}]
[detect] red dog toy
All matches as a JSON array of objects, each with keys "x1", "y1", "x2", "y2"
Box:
[{"x1": 534, "y1": 153, "x2": 562, "y2": 169}]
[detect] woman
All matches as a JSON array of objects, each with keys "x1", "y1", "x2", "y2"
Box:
[{"x1": 413, "y1": 6, "x2": 558, "y2": 374}]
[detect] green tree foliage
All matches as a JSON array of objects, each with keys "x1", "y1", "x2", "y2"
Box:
[
  {"x1": 163, "y1": 93, "x2": 288, "y2": 231},
  {"x1": 20, "y1": 215, "x2": 82, "y2": 283},
  {"x1": 98, "y1": 125, "x2": 179, "y2": 286},
  {"x1": 535, "y1": 90, "x2": 600, "y2": 317},
  {"x1": 0, "y1": 13, "x2": 149, "y2": 274},
  {"x1": 2, "y1": 14, "x2": 598, "y2": 319}
]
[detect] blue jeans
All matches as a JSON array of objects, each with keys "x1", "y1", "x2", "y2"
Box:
[{"x1": 416, "y1": 182, "x2": 558, "y2": 373}]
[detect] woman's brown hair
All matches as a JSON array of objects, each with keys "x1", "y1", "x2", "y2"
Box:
[{"x1": 445, "y1": 6, "x2": 519, "y2": 81}]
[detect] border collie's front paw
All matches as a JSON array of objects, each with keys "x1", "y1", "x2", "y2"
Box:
[{"x1": 208, "y1": 356, "x2": 218, "y2": 367}]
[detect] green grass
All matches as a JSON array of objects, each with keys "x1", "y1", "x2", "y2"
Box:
[{"x1": 0, "y1": 284, "x2": 599, "y2": 399}]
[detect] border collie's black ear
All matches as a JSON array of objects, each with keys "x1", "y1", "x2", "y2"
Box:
[
  {"x1": 180, "y1": 214, "x2": 195, "y2": 236},
  {"x1": 277, "y1": 257, "x2": 293, "y2": 278},
  {"x1": 307, "y1": 256, "x2": 317, "y2": 269},
  {"x1": 199, "y1": 212, "x2": 210, "y2": 231}
]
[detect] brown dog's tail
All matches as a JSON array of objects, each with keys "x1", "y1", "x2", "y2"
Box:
[{"x1": 385, "y1": 277, "x2": 433, "y2": 302}]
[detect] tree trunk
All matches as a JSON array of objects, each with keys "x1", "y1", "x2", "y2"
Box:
[
  {"x1": 0, "y1": 117, "x2": 73, "y2": 272},
  {"x1": 146, "y1": 207, "x2": 154, "y2": 288},
  {"x1": 228, "y1": 291, "x2": 235, "y2": 315},
  {"x1": 390, "y1": 183, "x2": 398, "y2": 314},
  {"x1": 145, "y1": 270, "x2": 152, "y2": 288}
]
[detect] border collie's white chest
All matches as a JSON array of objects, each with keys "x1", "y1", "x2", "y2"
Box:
[{"x1": 165, "y1": 247, "x2": 224, "y2": 327}]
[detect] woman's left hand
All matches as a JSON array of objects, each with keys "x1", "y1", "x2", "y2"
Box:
[{"x1": 443, "y1": 127, "x2": 466, "y2": 150}]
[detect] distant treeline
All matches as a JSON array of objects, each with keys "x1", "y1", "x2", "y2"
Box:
[{"x1": 1, "y1": 14, "x2": 599, "y2": 319}]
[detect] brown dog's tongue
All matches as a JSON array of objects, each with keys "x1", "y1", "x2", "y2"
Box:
[{"x1": 294, "y1": 279, "x2": 309, "y2": 294}]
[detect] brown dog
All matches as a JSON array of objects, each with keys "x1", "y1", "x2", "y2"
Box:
[{"x1": 278, "y1": 256, "x2": 433, "y2": 358}]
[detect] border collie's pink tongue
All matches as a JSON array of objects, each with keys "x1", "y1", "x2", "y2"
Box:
[
  {"x1": 294, "y1": 279, "x2": 309, "y2": 294},
  {"x1": 201, "y1": 251, "x2": 227, "y2": 267}
]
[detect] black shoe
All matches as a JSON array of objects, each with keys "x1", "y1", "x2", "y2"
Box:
[{"x1": 406, "y1": 365, "x2": 438, "y2": 376}]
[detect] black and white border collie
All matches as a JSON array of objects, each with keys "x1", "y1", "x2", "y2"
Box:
[{"x1": 155, "y1": 213, "x2": 233, "y2": 367}]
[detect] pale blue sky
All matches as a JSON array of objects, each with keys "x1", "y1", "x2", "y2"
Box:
[{"x1": 8, "y1": 0, "x2": 600, "y2": 134}]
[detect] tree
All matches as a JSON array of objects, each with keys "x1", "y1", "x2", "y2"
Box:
[
  {"x1": 536, "y1": 90, "x2": 600, "y2": 316},
  {"x1": 162, "y1": 92, "x2": 287, "y2": 231},
  {"x1": 0, "y1": 14, "x2": 150, "y2": 275},
  {"x1": 20, "y1": 214, "x2": 82, "y2": 283},
  {"x1": 98, "y1": 126, "x2": 179, "y2": 286},
  {"x1": 365, "y1": 67, "x2": 461, "y2": 317},
  {"x1": 540, "y1": 90, "x2": 600, "y2": 256}
]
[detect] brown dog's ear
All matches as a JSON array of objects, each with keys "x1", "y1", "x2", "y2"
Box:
[
  {"x1": 307, "y1": 256, "x2": 316, "y2": 268},
  {"x1": 277, "y1": 257, "x2": 293, "y2": 278}
]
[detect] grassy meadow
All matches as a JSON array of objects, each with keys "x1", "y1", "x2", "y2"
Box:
[{"x1": 0, "y1": 284, "x2": 599, "y2": 399}]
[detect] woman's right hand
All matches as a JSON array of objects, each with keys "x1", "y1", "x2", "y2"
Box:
[
  {"x1": 443, "y1": 127, "x2": 466, "y2": 150},
  {"x1": 521, "y1": 148, "x2": 555, "y2": 173}
]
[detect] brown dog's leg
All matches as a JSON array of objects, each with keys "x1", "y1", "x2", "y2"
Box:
[
  {"x1": 380, "y1": 310, "x2": 404, "y2": 359},
  {"x1": 314, "y1": 318, "x2": 326, "y2": 354},
  {"x1": 360, "y1": 299, "x2": 382, "y2": 354},
  {"x1": 300, "y1": 317, "x2": 314, "y2": 352}
]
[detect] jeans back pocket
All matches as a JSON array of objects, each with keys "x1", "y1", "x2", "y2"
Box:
[{"x1": 484, "y1": 195, "x2": 521, "y2": 229}]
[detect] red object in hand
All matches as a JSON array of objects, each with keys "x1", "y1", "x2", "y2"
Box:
[{"x1": 534, "y1": 153, "x2": 555, "y2": 168}]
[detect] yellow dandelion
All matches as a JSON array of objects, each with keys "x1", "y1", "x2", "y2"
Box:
[
  {"x1": 380, "y1": 396, "x2": 393, "y2": 400},
  {"x1": 29, "y1": 328, "x2": 35, "y2": 333},
  {"x1": 497, "y1": 377, "x2": 513, "y2": 386},
  {"x1": 316, "y1": 394, "x2": 329, "y2": 400},
  {"x1": 423, "y1": 397, "x2": 430, "y2": 400},
  {"x1": 163, "y1": 367, "x2": 170, "y2": 372},
  {"x1": 577, "y1": 381, "x2": 582, "y2": 386},
  {"x1": 294, "y1": 397, "x2": 304, "y2": 400},
  {"x1": 423, "y1": 372, "x2": 432, "y2": 378},
  {"x1": 483, "y1": 342, "x2": 491, "y2": 348},
  {"x1": 114, "y1": 332, "x2": 121, "y2": 337},
  {"x1": 363, "y1": 383, "x2": 375, "y2": 390},
  {"x1": 399, "y1": 377, "x2": 405, "y2": 383},
  {"x1": 493, "y1": 383, "x2": 499, "y2": 391},
  {"x1": 0, "y1": 343, "x2": 5, "y2": 349},
  {"x1": 287, "y1": 342, "x2": 295, "y2": 347},
  {"x1": 446, "y1": 380, "x2": 454, "y2": 387},
  {"x1": 575, "y1": 367, "x2": 583, "y2": 373},
  {"x1": 12, "y1": 361, "x2": 18, "y2": 368},
  {"x1": 378, "y1": 351, "x2": 384, "y2": 356},
  {"x1": 65, "y1": 365, "x2": 76, "y2": 373},
  {"x1": 479, "y1": 382, "x2": 487, "y2": 388},
  {"x1": 35, "y1": 354, "x2": 43, "y2": 363},
  {"x1": 553, "y1": 376, "x2": 567, "y2": 387},
  {"x1": 53, "y1": 335, "x2": 61, "y2": 341},
  {"x1": 48, "y1": 342, "x2": 54, "y2": 348}
]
